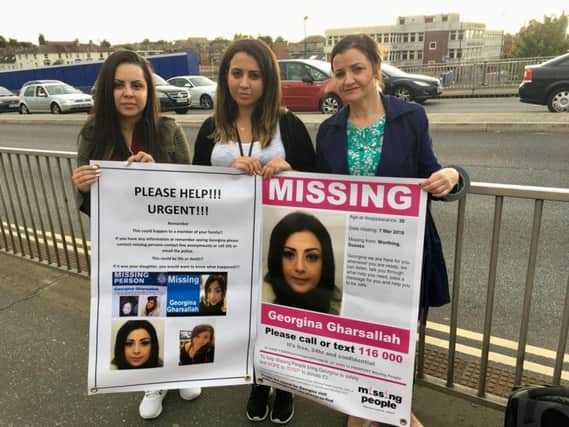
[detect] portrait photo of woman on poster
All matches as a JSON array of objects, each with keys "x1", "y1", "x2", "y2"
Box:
[
  {"x1": 179, "y1": 324, "x2": 215, "y2": 366},
  {"x1": 119, "y1": 295, "x2": 139, "y2": 317},
  {"x1": 140, "y1": 295, "x2": 160, "y2": 317},
  {"x1": 199, "y1": 274, "x2": 227, "y2": 316},
  {"x1": 111, "y1": 320, "x2": 163, "y2": 370},
  {"x1": 264, "y1": 211, "x2": 342, "y2": 315}
]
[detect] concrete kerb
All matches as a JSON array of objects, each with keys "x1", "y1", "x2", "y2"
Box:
[{"x1": 1, "y1": 113, "x2": 569, "y2": 133}]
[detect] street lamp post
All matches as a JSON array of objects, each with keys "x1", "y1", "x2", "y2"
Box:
[{"x1": 303, "y1": 16, "x2": 308, "y2": 58}]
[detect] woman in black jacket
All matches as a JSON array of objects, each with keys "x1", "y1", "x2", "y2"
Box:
[
  {"x1": 193, "y1": 38, "x2": 315, "y2": 425},
  {"x1": 192, "y1": 39, "x2": 314, "y2": 178}
]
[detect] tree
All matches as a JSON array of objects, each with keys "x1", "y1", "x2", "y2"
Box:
[
  {"x1": 0, "y1": 35, "x2": 6, "y2": 48},
  {"x1": 509, "y1": 13, "x2": 569, "y2": 58},
  {"x1": 275, "y1": 36, "x2": 287, "y2": 44},
  {"x1": 100, "y1": 39, "x2": 111, "y2": 48},
  {"x1": 233, "y1": 33, "x2": 252, "y2": 40},
  {"x1": 257, "y1": 35, "x2": 273, "y2": 46},
  {"x1": 38, "y1": 33, "x2": 46, "y2": 45}
]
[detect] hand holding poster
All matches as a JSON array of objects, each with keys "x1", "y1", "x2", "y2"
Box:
[
  {"x1": 255, "y1": 172, "x2": 427, "y2": 426},
  {"x1": 88, "y1": 162, "x2": 262, "y2": 394}
]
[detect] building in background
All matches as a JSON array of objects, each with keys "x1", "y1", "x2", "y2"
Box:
[
  {"x1": 0, "y1": 41, "x2": 114, "y2": 71},
  {"x1": 287, "y1": 35, "x2": 326, "y2": 59},
  {"x1": 324, "y1": 13, "x2": 504, "y2": 66}
]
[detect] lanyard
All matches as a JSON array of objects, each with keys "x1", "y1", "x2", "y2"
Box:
[{"x1": 235, "y1": 127, "x2": 254, "y2": 157}]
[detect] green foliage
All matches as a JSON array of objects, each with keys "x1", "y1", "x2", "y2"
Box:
[
  {"x1": 233, "y1": 33, "x2": 253, "y2": 40},
  {"x1": 510, "y1": 13, "x2": 569, "y2": 57},
  {"x1": 0, "y1": 35, "x2": 37, "y2": 47},
  {"x1": 38, "y1": 34, "x2": 46, "y2": 45},
  {"x1": 100, "y1": 39, "x2": 111, "y2": 48},
  {"x1": 275, "y1": 36, "x2": 287, "y2": 44},
  {"x1": 257, "y1": 35, "x2": 273, "y2": 46}
]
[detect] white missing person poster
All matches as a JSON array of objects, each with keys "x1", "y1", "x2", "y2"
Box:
[
  {"x1": 88, "y1": 162, "x2": 262, "y2": 394},
  {"x1": 255, "y1": 172, "x2": 427, "y2": 426}
]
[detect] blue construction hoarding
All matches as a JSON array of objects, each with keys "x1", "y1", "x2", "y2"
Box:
[{"x1": 0, "y1": 52, "x2": 199, "y2": 93}]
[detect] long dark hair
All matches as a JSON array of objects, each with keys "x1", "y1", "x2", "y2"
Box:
[
  {"x1": 213, "y1": 38, "x2": 282, "y2": 147},
  {"x1": 190, "y1": 324, "x2": 215, "y2": 345},
  {"x1": 112, "y1": 320, "x2": 160, "y2": 369},
  {"x1": 144, "y1": 296, "x2": 158, "y2": 316},
  {"x1": 203, "y1": 274, "x2": 227, "y2": 306},
  {"x1": 80, "y1": 49, "x2": 163, "y2": 161},
  {"x1": 267, "y1": 211, "x2": 336, "y2": 292}
]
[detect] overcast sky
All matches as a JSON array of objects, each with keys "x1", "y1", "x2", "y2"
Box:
[{"x1": 2, "y1": 1, "x2": 567, "y2": 45}]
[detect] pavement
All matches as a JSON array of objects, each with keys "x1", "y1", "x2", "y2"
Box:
[{"x1": 0, "y1": 252, "x2": 506, "y2": 427}]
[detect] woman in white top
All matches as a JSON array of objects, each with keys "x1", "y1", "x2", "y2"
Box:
[{"x1": 193, "y1": 38, "x2": 315, "y2": 425}]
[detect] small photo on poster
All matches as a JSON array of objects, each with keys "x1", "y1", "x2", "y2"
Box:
[
  {"x1": 262, "y1": 209, "x2": 344, "y2": 315},
  {"x1": 118, "y1": 295, "x2": 139, "y2": 317},
  {"x1": 139, "y1": 295, "x2": 163, "y2": 317},
  {"x1": 179, "y1": 324, "x2": 215, "y2": 366},
  {"x1": 110, "y1": 319, "x2": 164, "y2": 370},
  {"x1": 199, "y1": 273, "x2": 227, "y2": 316}
]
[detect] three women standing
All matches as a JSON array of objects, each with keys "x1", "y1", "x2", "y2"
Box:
[{"x1": 73, "y1": 34, "x2": 467, "y2": 426}]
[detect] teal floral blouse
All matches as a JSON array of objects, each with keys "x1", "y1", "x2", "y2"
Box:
[{"x1": 347, "y1": 115, "x2": 386, "y2": 176}]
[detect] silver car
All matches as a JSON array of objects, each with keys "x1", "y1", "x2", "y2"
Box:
[
  {"x1": 19, "y1": 81, "x2": 93, "y2": 114},
  {"x1": 167, "y1": 75, "x2": 217, "y2": 109}
]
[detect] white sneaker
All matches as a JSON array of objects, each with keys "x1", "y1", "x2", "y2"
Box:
[
  {"x1": 139, "y1": 389, "x2": 167, "y2": 419},
  {"x1": 179, "y1": 387, "x2": 202, "y2": 400}
]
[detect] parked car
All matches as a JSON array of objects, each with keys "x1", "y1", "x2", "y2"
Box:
[
  {"x1": 278, "y1": 59, "x2": 341, "y2": 114},
  {"x1": 0, "y1": 86, "x2": 20, "y2": 113},
  {"x1": 167, "y1": 75, "x2": 216, "y2": 109},
  {"x1": 518, "y1": 52, "x2": 569, "y2": 112},
  {"x1": 19, "y1": 81, "x2": 93, "y2": 114},
  {"x1": 153, "y1": 73, "x2": 191, "y2": 114},
  {"x1": 277, "y1": 59, "x2": 442, "y2": 113},
  {"x1": 381, "y1": 63, "x2": 443, "y2": 103},
  {"x1": 21, "y1": 79, "x2": 63, "y2": 86}
]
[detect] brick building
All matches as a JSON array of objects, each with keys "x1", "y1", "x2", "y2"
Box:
[{"x1": 324, "y1": 13, "x2": 504, "y2": 65}]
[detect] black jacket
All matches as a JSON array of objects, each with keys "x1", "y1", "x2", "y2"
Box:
[
  {"x1": 316, "y1": 96, "x2": 469, "y2": 312},
  {"x1": 192, "y1": 110, "x2": 315, "y2": 171}
]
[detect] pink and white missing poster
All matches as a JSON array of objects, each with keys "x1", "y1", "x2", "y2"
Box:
[{"x1": 255, "y1": 172, "x2": 427, "y2": 426}]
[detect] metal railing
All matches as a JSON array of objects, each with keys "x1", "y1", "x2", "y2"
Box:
[
  {"x1": 0, "y1": 147, "x2": 89, "y2": 274},
  {"x1": 201, "y1": 56, "x2": 555, "y2": 91},
  {"x1": 398, "y1": 56, "x2": 555, "y2": 89},
  {"x1": 1, "y1": 146, "x2": 568, "y2": 410},
  {"x1": 416, "y1": 183, "x2": 569, "y2": 408}
]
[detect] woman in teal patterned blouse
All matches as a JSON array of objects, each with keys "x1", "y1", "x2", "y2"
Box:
[{"x1": 316, "y1": 33, "x2": 469, "y2": 427}]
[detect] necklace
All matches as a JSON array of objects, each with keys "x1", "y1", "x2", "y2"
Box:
[{"x1": 235, "y1": 126, "x2": 254, "y2": 157}]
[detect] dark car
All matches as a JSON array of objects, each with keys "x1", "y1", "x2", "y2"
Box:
[
  {"x1": 0, "y1": 86, "x2": 20, "y2": 113},
  {"x1": 153, "y1": 73, "x2": 191, "y2": 114},
  {"x1": 518, "y1": 52, "x2": 569, "y2": 112},
  {"x1": 381, "y1": 64, "x2": 443, "y2": 103}
]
